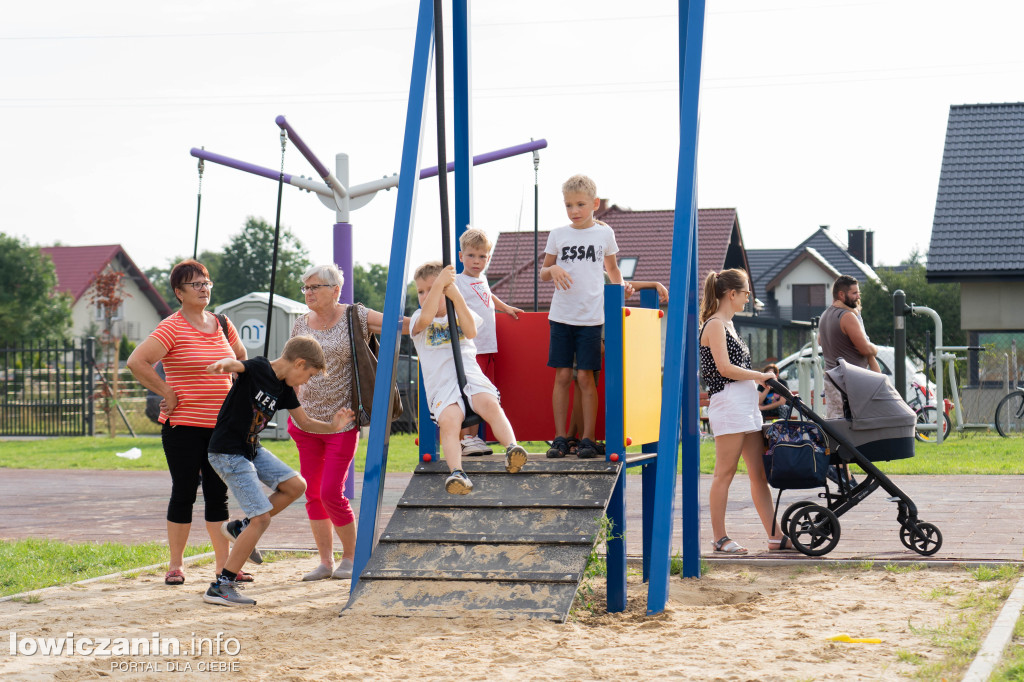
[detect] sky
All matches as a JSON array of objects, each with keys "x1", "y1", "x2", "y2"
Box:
[{"x1": 4, "y1": 0, "x2": 1024, "y2": 290}]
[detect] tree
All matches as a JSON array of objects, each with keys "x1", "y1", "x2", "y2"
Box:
[
  {"x1": 860, "y1": 258, "x2": 963, "y2": 376},
  {"x1": 352, "y1": 262, "x2": 388, "y2": 312},
  {"x1": 214, "y1": 217, "x2": 311, "y2": 303},
  {"x1": 87, "y1": 270, "x2": 130, "y2": 438},
  {"x1": 0, "y1": 233, "x2": 73, "y2": 344}
]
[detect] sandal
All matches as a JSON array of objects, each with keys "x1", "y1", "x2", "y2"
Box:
[
  {"x1": 768, "y1": 535, "x2": 799, "y2": 552},
  {"x1": 566, "y1": 437, "x2": 580, "y2": 456},
  {"x1": 576, "y1": 438, "x2": 600, "y2": 459},
  {"x1": 713, "y1": 536, "x2": 748, "y2": 555},
  {"x1": 546, "y1": 436, "x2": 568, "y2": 459},
  {"x1": 164, "y1": 569, "x2": 185, "y2": 586},
  {"x1": 235, "y1": 570, "x2": 254, "y2": 583}
]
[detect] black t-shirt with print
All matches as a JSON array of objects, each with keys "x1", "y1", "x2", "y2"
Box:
[{"x1": 208, "y1": 356, "x2": 300, "y2": 459}]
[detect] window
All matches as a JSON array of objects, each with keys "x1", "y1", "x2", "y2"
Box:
[
  {"x1": 618, "y1": 257, "x2": 638, "y2": 280},
  {"x1": 791, "y1": 284, "x2": 827, "y2": 321},
  {"x1": 94, "y1": 303, "x2": 122, "y2": 321}
]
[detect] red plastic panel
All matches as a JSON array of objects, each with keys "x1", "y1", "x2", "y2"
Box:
[{"x1": 486, "y1": 312, "x2": 604, "y2": 442}]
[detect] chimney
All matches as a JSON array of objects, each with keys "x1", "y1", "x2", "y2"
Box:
[
  {"x1": 865, "y1": 231, "x2": 874, "y2": 266},
  {"x1": 597, "y1": 198, "x2": 609, "y2": 216},
  {"x1": 847, "y1": 228, "x2": 866, "y2": 264}
]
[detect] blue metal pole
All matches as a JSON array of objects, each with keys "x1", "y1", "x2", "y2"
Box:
[
  {"x1": 603, "y1": 283, "x2": 627, "y2": 612},
  {"x1": 646, "y1": 0, "x2": 706, "y2": 616},
  {"x1": 453, "y1": 0, "x2": 473, "y2": 274},
  {"x1": 351, "y1": 0, "x2": 434, "y2": 593},
  {"x1": 639, "y1": 287, "x2": 661, "y2": 583}
]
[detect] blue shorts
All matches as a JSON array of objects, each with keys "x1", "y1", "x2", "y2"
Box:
[
  {"x1": 208, "y1": 447, "x2": 299, "y2": 519},
  {"x1": 548, "y1": 321, "x2": 602, "y2": 371}
]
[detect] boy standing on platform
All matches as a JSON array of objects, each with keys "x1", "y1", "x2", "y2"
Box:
[
  {"x1": 455, "y1": 227, "x2": 524, "y2": 457},
  {"x1": 540, "y1": 174, "x2": 623, "y2": 459}
]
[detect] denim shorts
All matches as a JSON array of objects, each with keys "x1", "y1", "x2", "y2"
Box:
[
  {"x1": 548, "y1": 321, "x2": 603, "y2": 371},
  {"x1": 208, "y1": 447, "x2": 299, "y2": 518}
]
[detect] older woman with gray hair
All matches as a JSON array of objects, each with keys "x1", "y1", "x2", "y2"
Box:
[{"x1": 287, "y1": 263, "x2": 402, "y2": 581}]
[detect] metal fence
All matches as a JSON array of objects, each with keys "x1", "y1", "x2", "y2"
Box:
[{"x1": 0, "y1": 338, "x2": 95, "y2": 437}]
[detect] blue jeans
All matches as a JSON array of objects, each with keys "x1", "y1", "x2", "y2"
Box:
[{"x1": 208, "y1": 447, "x2": 298, "y2": 519}]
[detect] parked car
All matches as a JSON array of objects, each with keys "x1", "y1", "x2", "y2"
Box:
[{"x1": 774, "y1": 345, "x2": 933, "y2": 404}]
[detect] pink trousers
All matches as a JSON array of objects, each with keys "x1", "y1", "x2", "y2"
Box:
[{"x1": 287, "y1": 417, "x2": 357, "y2": 527}]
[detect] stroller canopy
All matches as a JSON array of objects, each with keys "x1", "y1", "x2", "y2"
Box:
[{"x1": 825, "y1": 358, "x2": 916, "y2": 431}]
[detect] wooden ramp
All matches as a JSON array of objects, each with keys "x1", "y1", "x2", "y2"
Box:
[{"x1": 342, "y1": 455, "x2": 623, "y2": 622}]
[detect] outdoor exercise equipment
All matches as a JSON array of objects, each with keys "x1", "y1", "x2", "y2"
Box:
[
  {"x1": 894, "y1": 290, "x2": 988, "y2": 443},
  {"x1": 346, "y1": 0, "x2": 705, "y2": 618}
]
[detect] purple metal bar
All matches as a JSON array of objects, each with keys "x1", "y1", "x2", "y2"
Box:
[
  {"x1": 419, "y1": 138, "x2": 547, "y2": 179},
  {"x1": 189, "y1": 148, "x2": 293, "y2": 184},
  {"x1": 275, "y1": 115, "x2": 332, "y2": 181}
]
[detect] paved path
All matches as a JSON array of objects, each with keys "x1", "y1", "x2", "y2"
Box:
[{"x1": 1, "y1": 467, "x2": 1021, "y2": 561}]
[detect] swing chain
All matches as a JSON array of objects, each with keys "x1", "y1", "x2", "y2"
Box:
[
  {"x1": 279, "y1": 129, "x2": 287, "y2": 173},
  {"x1": 196, "y1": 150, "x2": 204, "y2": 194}
]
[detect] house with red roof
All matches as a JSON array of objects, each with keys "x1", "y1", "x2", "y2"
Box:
[
  {"x1": 487, "y1": 204, "x2": 753, "y2": 312},
  {"x1": 40, "y1": 245, "x2": 173, "y2": 343}
]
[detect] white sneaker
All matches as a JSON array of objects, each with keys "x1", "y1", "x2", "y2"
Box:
[
  {"x1": 460, "y1": 435, "x2": 493, "y2": 456},
  {"x1": 332, "y1": 559, "x2": 354, "y2": 580}
]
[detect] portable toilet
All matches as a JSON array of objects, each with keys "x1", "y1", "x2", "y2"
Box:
[{"x1": 215, "y1": 292, "x2": 308, "y2": 440}]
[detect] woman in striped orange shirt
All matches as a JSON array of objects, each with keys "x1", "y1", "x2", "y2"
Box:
[{"x1": 127, "y1": 259, "x2": 248, "y2": 586}]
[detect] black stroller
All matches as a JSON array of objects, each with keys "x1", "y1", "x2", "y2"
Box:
[{"x1": 763, "y1": 359, "x2": 942, "y2": 557}]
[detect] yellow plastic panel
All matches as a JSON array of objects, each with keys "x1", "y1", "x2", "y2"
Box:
[{"x1": 623, "y1": 308, "x2": 662, "y2": 445}]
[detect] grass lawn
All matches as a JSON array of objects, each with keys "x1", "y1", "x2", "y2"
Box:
[
  {"x1": 0, "y1": 431, "x2": 1021, "y2": 475},
  {"x1": 0, "y1": 539, "x2": 212, "y2": 598}
]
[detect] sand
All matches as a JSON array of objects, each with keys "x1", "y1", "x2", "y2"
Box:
[{"x1": 0, "y1": 557, "x2": 986, "y2": 680}]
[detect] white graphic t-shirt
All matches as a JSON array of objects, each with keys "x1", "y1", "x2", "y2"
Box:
[
  {"x1": 544, "y1": 223, "x2": 619, "y2": 326},
  {"x1": 455, "y1": 272, "x2": 497, "y2": 354},
  {"x1": 409, "y1": 308, "x2": 492, "y2": 409}
]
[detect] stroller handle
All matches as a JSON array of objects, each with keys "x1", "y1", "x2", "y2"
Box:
[{"x1": 766, "y1": 378, "x2": 794, "y2": 402}]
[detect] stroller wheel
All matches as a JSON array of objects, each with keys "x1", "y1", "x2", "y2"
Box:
[
  {"x1": 900, "y1": 522, "x2": 942, "y2": 556},
  {"x1": 787, "y1": 504, "x2": 841, "y2": 557},
  {"x1": 780, "y1": 501, "x2": 815, "y2": 538}
]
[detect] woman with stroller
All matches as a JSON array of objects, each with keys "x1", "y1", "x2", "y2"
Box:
[{"x1": 699, "y1": 269, "x2": 793, "y2": 554}]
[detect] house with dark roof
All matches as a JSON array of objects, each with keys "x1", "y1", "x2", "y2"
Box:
[
  {"x1": 927, "y1": 102, "x2": 1024, "y2": 370},
  {"x1": 41, "y1": 245, "x2": 173, "y2": 343},
  {"x1": 748, "y1": 226, "x2": 879, "y2": 323}
]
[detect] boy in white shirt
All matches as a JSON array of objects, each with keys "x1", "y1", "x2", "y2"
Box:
[
  {"x1": 540, "y1": 174, "x2": 623, "y2": 459},
  {"x1": 455, "y1": 227, "x2": 524, "y2": 457},
  {"x1": 410, "y1": 261, "x2": 528, "y2": 494}
]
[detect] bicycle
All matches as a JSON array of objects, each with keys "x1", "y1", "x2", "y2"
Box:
[
  {"x1": 909, "y1": 380, "x2": 951, "y2": 443},
  {"x1": 995, "y1": 385, "x2": 1024, "y2": 437}
]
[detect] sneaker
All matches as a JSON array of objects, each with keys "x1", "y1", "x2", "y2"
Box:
[
  {"x1": 221, "y1": 519, "x2": 264, "y2": 565},
  {"x1": 546, "y1": 436, "x2": 568, "y2": 459},
  {"x1": 460, "y1": 435, "x2": 493, "y2": 457},
  {"x1": 203, "y1": 579, "x2": 256, "y2": 607},
  {"x1": 444, "y1": 469, "x2": 473, "y2": 495},
  {"x1": 332, "y1": 559, "x2": 354, "y2": 580},
  {"x1": 504, "y1": 444, "x2": 528, "y2": 474},
  {"x1": 576, "y1": 438, "x2": 600, "y2": 459}
]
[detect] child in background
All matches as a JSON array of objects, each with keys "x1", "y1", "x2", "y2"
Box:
[
  {"x1": 203, "y1": 336, "x2": 354, "y2": 607},
  {"x1": 540, "y1": 174, "x2": 623, "y2": 459},
  {"x1": 455, "y1": 227, "x2": 524, "y2": 456},
  {"x1": 411, "y1": 262, "x2": 528, "y2": 494}
]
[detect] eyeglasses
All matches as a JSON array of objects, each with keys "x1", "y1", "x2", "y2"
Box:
[
  {"x1": 183, "y1": 281, "x2": 214, "y2": 291},
  {"x1": 301, "y1": 284, "x2": 335, "y2": 293}
]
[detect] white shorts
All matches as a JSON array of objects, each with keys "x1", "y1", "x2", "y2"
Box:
[
  {"x1": 707, "y1": 380, "x2": 763, "y2": 436},
  {"x1": 429, "y1": 381, "x2": 499, "y2": 423}
]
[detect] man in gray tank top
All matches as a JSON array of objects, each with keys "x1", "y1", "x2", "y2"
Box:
[
  {"x1": 819, "y1": 275, "x2": 880, "y2": 420},
  {"x1": 818, "y1": 275, "x2": 881, "y2": 487}
]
